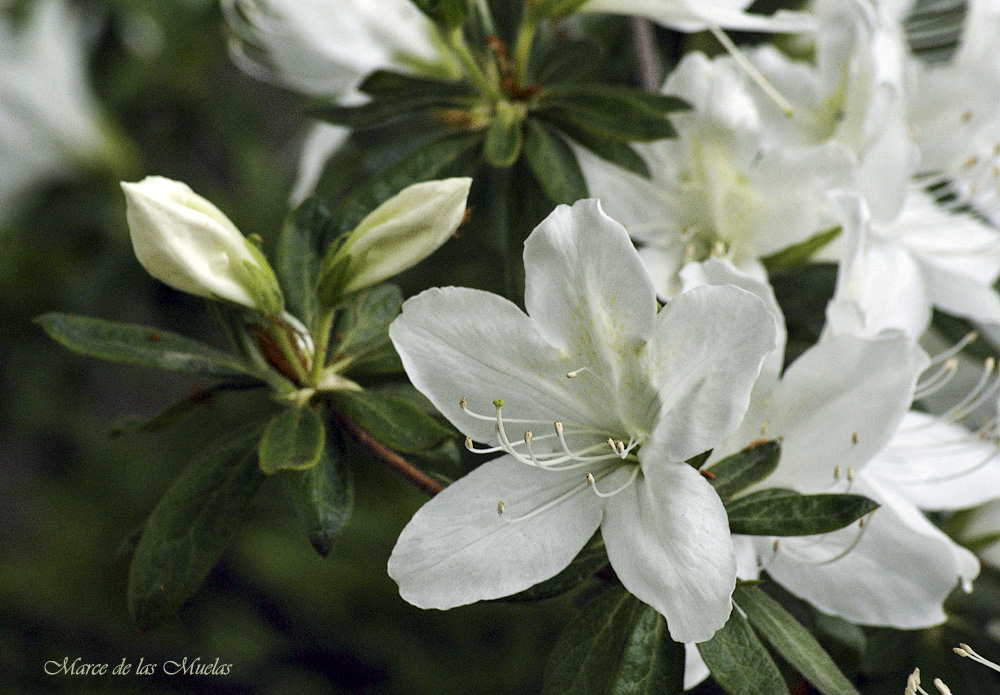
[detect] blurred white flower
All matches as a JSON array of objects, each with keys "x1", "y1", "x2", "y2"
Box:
[
  {"x1": 577, "y1": 52, "x2": 853, "y2": 297},
  {"x1": 122, "y1": 176, "x2": 284, "y2": 315},
  {"x1": 577, "y1": 0, "x2": 816, "y2": 33},
  {"x1": 749, "y1": 0, "x2": 916, "y2": 222},
  {"x1": 688, "y1": 260, "x2": 977, "y2": 629},
  {"x1": 0, "y1": 0, "x2": 126, "y2": 224}
]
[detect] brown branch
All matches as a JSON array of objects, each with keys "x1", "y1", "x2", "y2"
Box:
[
  {"x1": 630, "y1": 17, "x2": 662, "y2": 92},
  {"x1": 328, "y1": 407, "x2": 444, "y2": 497}
]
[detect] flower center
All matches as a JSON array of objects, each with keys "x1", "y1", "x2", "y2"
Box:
[{"x1": 459, "y1": 396, "x2": 644, "y2": 522}]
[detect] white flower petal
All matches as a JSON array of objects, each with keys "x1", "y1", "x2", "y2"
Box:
[
  {"x1": 644, "y1": 284, "x2": 777, "y2": 460},
  {"x1": 389, "y1": 287, "x2": 605, "y2": 443},
  {"x1": 388, "y1": 456, "x2": 605, "y2": 609},
  {"x1": 763, "y1": 475, "x2": 977, "y2": 628},
  {"x1": 602, "y1": 462, "x2": 736, "y2": 643}
]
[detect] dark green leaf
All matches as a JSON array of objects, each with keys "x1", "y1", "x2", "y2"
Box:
[
  {"x1": 127, "y1": 426, "x2": 265, "y2": 629},
  {"x1": 484, "y1": 102, "x2": 524, "y2": 168},
  {"x1": 542, "y1": 105, "x2": 677, "y2": 143},
  {"x1": 36, "y1": 312, "x2": 258, "y2": 379},
  {"x1": 554, "y1": 120, "x2": 651, "y2": 178},
  {"x1": 697, "y1": 609, "x2": 789, "y2": 695},
  {"x1": 531, "y1": 37, "x2": 603, "y2": 84},
  {"x1": 541, "y1": 583, "x2": 684, "y2": 695},
  {"x1": 410, "y1": 0, "x2": 467, "y2": 29},
  {"x1": 770, "y1": 263, "x2": 838, "y2": 368},
  {"x1": 285, "y1": 427, "x2": 353, "y2": 556},
  {"x1": 543, "y1": 84, "x2": 689, "y2": 113},
  {"x1": 726, "y1": 491, "x2": 879, "y2": 536},
  {"x1": 259, "y1": 407, "x2": 326, "y2": 474},
  {"x1": 532, "y1": 0, "x2": 596, "y2": 20},
  {"x1": 761, "y1": 227, "x2": 841, "y2": 274},
  {"x1": 706, "y1": 440, "x2": 781, "y2": 500},
  {"x1": 331, "y1": 390, "x2": 454, "y2": 454},
  {"x1": 686, "y1": 450, "x2": 712, "y2": 469},
  {"x1": 109, "y1": 382, "x2": 259, "y2": 438},
  {"x1": 501, "y1": 533, "x2": 608, "y2": 602},
  {"x1": 311, "y1": 86, "x2": 475, "y2": 129},
  {"x1": 734, "y1": 585, "x2": 859, "y2": 695},
  {"x1": 523, "y1": 120, "x2": 588, "y2": 204},
  {"x1": 276, "y1": 197, "x2": 333, "y2": 327},
  {"x1": 333, "y1": 284, "x2": 405, "y2": 376},
  {"x1": 359, "y1": 70, "x2": 472, "y2": 98},
  {"x1": 327, "y1": 133, "x2": 482, "y2": 244}
]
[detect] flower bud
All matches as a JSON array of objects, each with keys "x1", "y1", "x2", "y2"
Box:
[
  {"x1": 122, "y1": 176, "x2": 283, "y2": 315},
  {"x1": 319, "y1": 177, "x2": 472, "y2": 303}
]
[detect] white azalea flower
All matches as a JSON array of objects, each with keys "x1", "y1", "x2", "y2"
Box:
[
  {"x1": 122, "y1": 176, "x2": 284, "y2": 315},
  {"x1": 577, "y1": 0, "x2": 816, "y2": 33},
  {"x1": 386, "y1": 200, "x2": 777, "y2": 643},
  {"x1": 577, "y1": 52, "x2": 853, "y2": 297},
  {"x1": 749, "y1": 0, "x2": 916, "y2": 222},
  {"x1": 909, "y1": 0, "x2": 1000, "y2": 225},
  {"x1": 0, "y1": 0, "x2": 123, "y2": 224},
  {"x1": 688, "y1": 260, "x2": 976, "y2": 629},
  {"x1": 827, "y1": 191, "x2": 1000, "y2": 338}
]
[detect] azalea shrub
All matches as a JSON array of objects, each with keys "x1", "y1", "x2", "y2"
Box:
[{"x1": 14, "y1": 0, "x2": 1000, "y2": 692}]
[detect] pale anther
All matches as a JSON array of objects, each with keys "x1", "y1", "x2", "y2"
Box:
[
  {"x1": 851, "y1": 432, "x2": 859, "y2": 445},
  {"x1": 497, "y1": 500, "x2": 505, "y2": 515},
  {"x1": 933, "y1": 678, "x2": 951, "y2": 695},
  {"x1": 760, "y1": 421, "x2": 769, "y2": 436}
]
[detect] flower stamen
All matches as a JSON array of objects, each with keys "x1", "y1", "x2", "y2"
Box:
[{"x1": 586, "y1": 467, "x2": 641, "y2": 499}]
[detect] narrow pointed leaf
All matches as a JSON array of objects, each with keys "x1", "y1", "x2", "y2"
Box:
[
  {"x1": 555, "y1": 120, "x2": 651, "y2": 178},
  {"x1": 541, "y1": 583, "x2": 684, "y2": 695},
  {"x1": 523, "y1": 120, "x2": 588, "y2": 205},
  {"x1": 734, "y1": 585, "x2": 860, "y2": 695},
  {"x1": 110, "y1": 382, "x2": 259, "y2": 438},
  {"x1": 697, "y1": 608, "x2": 789, "y2": 695},
  {"x1": 330, "y1": 390, "x2": 454, "y2": 454},
  {"x1": 726, "y1": 491, "x2": 879, "y2": 536},
  {"x1": 333, "y1": 283, "x2": 404, "y2": 376},
  {"x1": 761, "y1": 227, "x2": 841, "y2": 274},
  {"x1": 484, "y1": 103, "x2": 524, "y2": 168},
  {"x1": 36, "y1": 313, "x2": 258, "y2": 379},
  {"x1": 259, "y1": 407, "x2": 326, "y2": 474},
  {"x1": 285, "y1": 427, "x2": 353, "y2": 556},
  {"x1": 706, "y1": 440, "x2": 781, "y2": 500},
  {"x1": 276, "y1": 197, "x2": 332, "y2": 327},
  {"x1": 531, "y1": 37, "x2": 603, "y2": 84},
  {"x1": 127, "y1": 426, "x2": 265, "y2": 629},
  {"x1": 359, "y1": 70, "x2": 471, "y2": 98}
]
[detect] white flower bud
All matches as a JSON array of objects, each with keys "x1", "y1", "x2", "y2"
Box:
[
  {"x1": 121, "y1": 176, "x2": 283, "y2": 315},
  {"x1": 321, "y1": 177, "x2": 472, "y2": 301}
]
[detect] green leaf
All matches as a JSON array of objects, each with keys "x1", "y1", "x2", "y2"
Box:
[
  {"x1": 359, "y1": 70, "x2": 472, "y2": 98},
  {"x1": 331, "y1": 390, "x2": 454, "y2": 454},
  {"x1": 410, "y1": 0, "x2": 467, "y2": 29},
  {"x1": 523, "y1": 120, "x2": 588, "y2": 205},
  {"x1": 285, "y1": 427, "x2": 353, "y2": 556},
  {"x1": 697, "y1": 609, "x2": 789, "y2": 695},
  {"x1": 541, "y1": 583, "x2": 684, "y2": 695},
  {"x1": 312, "y1": 90, "x2": 476, "y2": 130},
  {"x1": 538, "y1": 84, "x2": 687, "y2": 142},
  {"x1": 725, "y1": 490, "x2": 879, "y2": 537},
  {"x1": 127, "y1": 426, "x2": 265, "y2": 629},
  {"x1": 327, "y1": 133, "x2": 482, "y2": 244},
  {"x1": 276, "y1": 196, "x2": 332, "y2": 327},
  {"x1": 531, "y1": 37, "x2": 603, "y2": 84},
  {"x1": 770, "y1": 263, "x2": 837, "y2": 367},
  {"x1": 761, "y1": 227, "x2": 841, "y2": 274},
  {"x1": 109, "y1": 382, "x2": 260, "y2": 438},
  {"x1": 706, "y1": 440, "x2": 781, "y2": 500},
  {"x1": 484, "y1": 101, "x2": 525, "y2": 168},
  {"x1": 332, "y1": 284, "x2": 405, "y2": 376},
  {"x1": 501, "y1": 533, "x2": 608, "y2": 602},
  {"x1": 259, "y1": 407, "x2": 327, "y2": 474},
  {"x1": 36, "y1": 312, "x2": 259, "y2": 379},
  {"x1": 542, "y1": 84, "x2": 689, "y2": 114},
  {"x1": 555, "y1": 120, "x2": 651, "y2": 178},
  {"x1": 734, "y1": 585, "x2": 860, "y2": 695}
]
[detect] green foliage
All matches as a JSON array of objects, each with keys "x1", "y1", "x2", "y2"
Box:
[
  {"x1": 35, "y1": 312, "x2": 261, "y2": 380},
  {"x1": 523, "y1": 120, "x2": 589, "y2": 205},
  {"x1": 109, "y1": 383, "x2": 260, "y2": 438},
  {"x1": 770, "y1": 263, "x2": 838, "y2": 367},
  {"x1": 697, "y1": 608, "x2": 789, "y2": 695},
  {"x1": 705, "y1": 440, "x2": 781, "y2": 500},
  {"x1": 725, "y1": 489, "x2": 879, "y2": 536},
  {"x1": 734, "y1": 585, "x2": 860, "y2": 695},
  {"x1": 537, "y1": 84, "x2": 686, "y2": 142},
  {"x1": 410, "y1": 0, "x2": 468, "y2": 29},
  {"x1": 127, "y1": 426, "x2": 266, "y2": 630},
  {"x1": 285, "y1": 427, "x2": 353, "y2": 556},
  {"x1": 259, "y1": 407, "x2": 327, "y2": 474},
  {"x1": 541, "y1": 584, "x2": 684, "y2": 695},
  {"x1": 761, "y1": 227, "x2": 841, "y2": 274},
  {"x1": 332, "y1": 284, "x2": 406, "y2": 376},
  {"x1": 484, "y1": 101, "x2": 525, "y2": 167},
  {"x1": 276, "y1": 197, "x2": 333, "y2": 329},
  {"x1": 330, "y1": 390, "x2": 455, "y2": 455}
]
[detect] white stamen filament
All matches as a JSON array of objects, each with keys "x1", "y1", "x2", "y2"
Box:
[
  {"x1": 586, "y1": 467, "x2": 641, "y2": 498},
  {"x1": 709, "y1": 25, "x2": 794, "y2": 117},
  {"x1": 764, "y1": 514, "x2": 873, "y2": 568},
  {"x1": 496, "y1": 480, "x2": 592, "y2": 523},
  {"x1": 915, "y1": 357, "x2": 959, "y2": 399},
  {"x1": 955, "y1": 643, "x2": 1000, "y2": 673}
]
